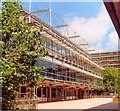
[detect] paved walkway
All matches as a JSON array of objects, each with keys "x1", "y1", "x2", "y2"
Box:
[
  {"x1": 36, "y1": 98, "x2": 119, "y2": 110},
  {"x1": 84, "y1": 102, "x2": 119, "y2": 111}
]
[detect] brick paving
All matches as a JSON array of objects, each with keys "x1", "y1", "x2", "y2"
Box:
[
  {"x1": 36, "y1": 98, "x2": 119, "y2": 110},
  {"x1": 84, "y1": 101, "x2": 119, "y2": 111}
]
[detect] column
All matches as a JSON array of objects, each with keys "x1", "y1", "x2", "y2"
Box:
[
  {"x1": 49, "y1": 86, "x2": 52, "y2": 102},
  {"x1": 88, "y1": 89, "x2": 90, "y2": 98},
  {"x1": 46, "y1": 87, "x2": 48, "y2": 101},
  {"x1": 90, "y1": 89, "x2": 92, "y2": 98},
  {"x1": 61, "y1": 86, "x2": 64, "y2": 100},
  {"x1": 56, "y1": 87, "x2": 57, "y2": 100},
  {"x1": 84, "y1": 89, "x2": 86, "y2": 99},
  {"x1": 71, "y1": 88, "x2": 73, "y2": 100},
  {"x1": 41, "y1": 87, "x2": 43, "y2": 102},
  {"x1": 64, "y1": 87, "x2": 67, "y2": 101},
  {"x1": 76, "y1": 88, "x2": 78, "y2": 99}
]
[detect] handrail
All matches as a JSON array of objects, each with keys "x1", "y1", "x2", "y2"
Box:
[
  {"x1": 41, "y1": 44, "x2": 103, "y2": 77},
  {"x1": 41, "y1": 71, "x2": 102, "y2": 86}
]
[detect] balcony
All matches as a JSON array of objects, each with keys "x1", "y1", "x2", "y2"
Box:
[{"x1": 41, "y1": 71, "x2": 101, "y2": 87}]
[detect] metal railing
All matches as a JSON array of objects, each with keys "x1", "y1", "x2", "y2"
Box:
[
  {"x1": 41, "y1": 71, "x2": 100, "y2": 86},
  {"x1": 42, "y1": 45, "x2": 102, "y2": 78}
]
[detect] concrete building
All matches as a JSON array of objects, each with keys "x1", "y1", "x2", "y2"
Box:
[
  {"x1": 16, "y1": 9, "x2": 103, "y2": 104},
  {"x1": 92, "y1": 51, "x2": 120, "y2": 69}
]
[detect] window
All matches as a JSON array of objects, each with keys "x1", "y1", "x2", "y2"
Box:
[
  {"x1": 46, "y1": 39, "x2": 51, "y2": 48},
  {"x1": 52, "y1": 87, "x2": 56, "y2": 97},
  {"x1": 37, "y1": 88, "x2": 41, "y2": 97},
  {"x1": 57, "y1": 45, "x2": 62, "y2": 54},
  {"x1": 21, "y1": 86, "x2": 26, "y2": 93},
  {"x1": 43, "y1": 87, "x2": 46, "y2": 97},
  {"x1": 20, "y1": 86, "x2": 26, "y2": 97},
  {"x1": 61, "y1": 47, "x2": 66, "y2": 55}
]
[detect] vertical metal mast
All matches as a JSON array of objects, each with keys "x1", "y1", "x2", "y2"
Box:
[
  {"x1": 64, "y1": 14, "x2": 66, "y2": 36},
  {"x1": 49, "y1": 0, "x2": 52, "y2": 26},
  {"x1": 29, "y1": 0, "x2": 32, "y2": 23},
  {"x1": 64, "y1": 14, "x2": 68, "y2": 36}
]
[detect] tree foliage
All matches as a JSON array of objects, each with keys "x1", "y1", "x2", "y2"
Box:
[
  {"x1": 102, "y1": 67, "x2": 120, "y2": 97},
  {"x1": 1, "y1": 1, "x2": 48, "y2": 109}
]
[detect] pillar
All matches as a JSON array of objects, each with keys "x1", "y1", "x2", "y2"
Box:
[
  {"x1": 88, "y1": 89, "x2": 90, "y2": 98},
  {"x1": 64, "y1": 87, "x2": 67, "y2": 101},
  {"x1": 61, "y1": 86, "x2": 64, "y2": 100},
  {"x1": 49, "y1": 86, "x2": 52, "y2": 102},
  {"x1": 78, "y1": 88, "x2": 82, "y2": 99},
  {"x1": 41, "y1": 87, "x2": 43, "y2": 102},
  {"x1": 84, "y1": 89, "x2": 86, "y2": 99},
  {"x1": 72, "y1": 88, "x2": 73, "y2": 100},
  {"x1": 90, "y1": 89, "x2": 92, "y2": 98},
  {"x1": 41, "y1": 87, "x2": 43, "y2": 97},
  {"x1": 56, "y1": 87, "x2": 57, "y2": 100},
  {"x1": 46, "y1": 87, "x2": 48, "y2": 101},
  {"x1": 87, "y1": 89, "x2": 89, "y2": 98},
  {"x1": 76, "y1": 88, "x2": 78, "y2": 99}
]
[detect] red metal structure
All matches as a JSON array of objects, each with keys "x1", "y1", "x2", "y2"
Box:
[{"x1": 104, "y1": 0, "x2": 120, "y2": 38}]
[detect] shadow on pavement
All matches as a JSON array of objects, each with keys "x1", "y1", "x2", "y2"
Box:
[{"x1": 83, "y1": 102, "x2": 120, "y2": 111}]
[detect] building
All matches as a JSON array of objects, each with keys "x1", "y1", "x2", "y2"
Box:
[
  {"x1": 103, "y1": 0, "x2": 120, "y2": 38},
  {"x1": 92, "y1": 51, "x2": 120, "y2": 69},
  {"x1": 16, "y1": 9, "x2": 103, "y2": 105}
]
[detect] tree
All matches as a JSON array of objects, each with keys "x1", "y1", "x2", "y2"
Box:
[
  {"x1": 102, "y1": 67, "x2": 119, "y2": 97},
  {"x1": 1, "y1": 1, "x2": 48, "y2": 109}
]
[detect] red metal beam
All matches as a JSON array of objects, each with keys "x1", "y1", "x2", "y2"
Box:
[{"x1": 103, "y1": 1, "x2": 120, "y2": 38}]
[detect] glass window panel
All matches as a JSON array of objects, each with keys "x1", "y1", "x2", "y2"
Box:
[
  {"x1": 43, "y1": 87, "x2": 46, "y2": 97},
  {"x1": 53, "y1": 42, "x2": 57, "y2": 51},
  {"x1": 21, "y1": 86, "x2": 26, "y2": 93},
  {"x1": 46, "y1": 39, "x2": 51, "y2": 48},
  {"x1": 61, "y1": 47, "x2": 65, "y2": 55},
  {"x1": 37, "y1": 88, "x2": 41, "y2": 97},
  {"x1": 57, "y1": 44, "x2": 61, "y2": 53}
]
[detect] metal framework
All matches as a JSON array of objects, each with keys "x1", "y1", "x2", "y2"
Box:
[
  {"x1": 30, "y1": 9, "x2": 49, "y2": 14},
  {"x1": 67, "y1": 35, "x2": 80, "y2": 39},
  {"x1": 52, "y1": 24, "x2": 68, "y2": 28}
]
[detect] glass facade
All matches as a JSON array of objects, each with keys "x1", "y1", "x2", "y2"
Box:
[
  {"x1": 41, "y1": 38, "x2": 101, "y2": 77},
  {"x1": 35, "y1": 60, "x2": 102, "y2": 86}
]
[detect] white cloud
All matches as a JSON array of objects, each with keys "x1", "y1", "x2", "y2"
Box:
[
  {"x1": 106, "y1": 31, "x2": 120, "y2": 51},
  {"x1": 67, "y1": 4, "x2": 113, "y2": 52}
]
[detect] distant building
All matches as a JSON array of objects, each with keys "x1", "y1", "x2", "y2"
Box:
[{"x1": 92, "y1": 51, "x2": 120, "y2": 69}]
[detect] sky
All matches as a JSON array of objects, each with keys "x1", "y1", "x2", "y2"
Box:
[{"x1": 22, "y1": 1, "x2": 119, "y2": 53}]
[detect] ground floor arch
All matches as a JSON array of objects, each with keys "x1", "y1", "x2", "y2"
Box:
[{"x1": 18, "y1": 80, "x2": 97, "y2": 103}]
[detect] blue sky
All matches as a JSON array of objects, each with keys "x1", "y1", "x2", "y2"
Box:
[
  {"x1": 22, "y1": 2, "x2": 102, "y2": 22},
  {"x1": 0, "y1": 1, "x2": 118, "y2": 52},
  {"x1": 22, "y1": 2, "x2": 119, "y2": 52},
  {"x1": 52, "y1": 2, "x2": 101, "y2": 18}
]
